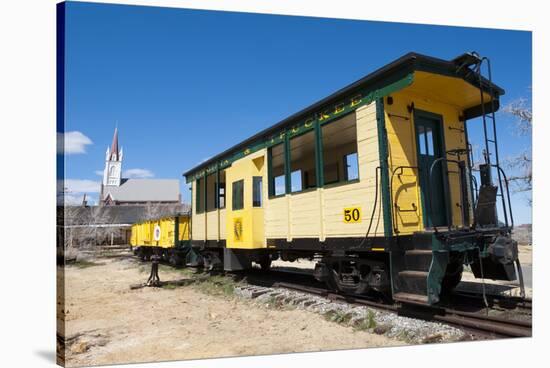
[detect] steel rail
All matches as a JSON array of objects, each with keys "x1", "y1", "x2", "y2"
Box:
[{"x1": 269, "y1": 278, "x2": 531, "y2": 338}]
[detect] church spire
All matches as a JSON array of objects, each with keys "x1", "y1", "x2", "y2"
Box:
[
  {"x1": 103, "y1": 126, "x2": 123, "y2": 187},
  {"x1": 110, "y1": 127, "x2": 119, "y2": 161}
]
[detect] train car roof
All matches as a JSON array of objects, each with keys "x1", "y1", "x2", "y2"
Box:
[{"x1": 183, "y1": 52, "x2": 504, "y2": 181}]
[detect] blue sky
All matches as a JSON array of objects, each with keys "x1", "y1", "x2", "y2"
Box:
[{"x1": 61, "y1": 1, "x2": 532, "y2": 223}]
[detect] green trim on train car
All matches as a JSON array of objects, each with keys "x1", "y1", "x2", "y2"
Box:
[
  {"x1": 267, "y1": 145, "x2": 275, "y2": 197},
  {"x1": 427, "y1": 249, "x2": 449, "y2": 304},
  {"x1": 314, "y1": 121, "x2": 324, "y2": 187},
  {"x1": 413, "y1": 109, "x2": 451, "y2": 228},
  {"x1": 284, "y1": 133, "x2": 291, "y2": 194},
  {"x1": 376, "y1": 98, "x2": 393, "y2": 237},
  {"x1": 204, "y1": 174, "x2": 208, "y2": 216},
  {"x1": 185, "y1": 73, "x2": 414, "y2": 183},
  {"x1": 426, "y1": 233, "x2": 480, "y2": 303},
  {"x1": 196, "y1": 177, "x2": 203, "y2": 214}
]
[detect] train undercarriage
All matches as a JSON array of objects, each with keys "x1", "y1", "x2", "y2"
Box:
[{"x1": 133, "y1": 223, "x2": 524, "y2": 307}]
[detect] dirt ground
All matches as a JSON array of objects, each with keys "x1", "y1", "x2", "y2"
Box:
[
  {"x1": 518, "y1": 243, "x2": 532, "y2": 266},
  {"x1": 59, "y1": 255, "x2": 399, "y2": 367},
  {"x1": 59, "y1": 243, "x2": 532, "y2": 366}
]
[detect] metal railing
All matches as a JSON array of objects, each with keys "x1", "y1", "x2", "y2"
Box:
[
  {"x1": 390, "y1": 166, "x2": 418, "y2": 234},
  {"x1": 427, "y1": 158, "x2": 468, "y2": 233}
]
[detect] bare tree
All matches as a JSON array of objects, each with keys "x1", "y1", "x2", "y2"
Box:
[
  {"x1": 142, "y1": 202, "x2": 180, "y2": 221},
  {"x1": 503, "y1": 98, "x2": 532, "y2": 204},
  {"x1": 144, "y1": 202, "x2": 165, "y2": 221},
  {"x1": 62, "y1": 205, "x2": 112, "y2": 248},
  {"x1": 504, "y1": 98, "x2": 532, "y2": 135}
]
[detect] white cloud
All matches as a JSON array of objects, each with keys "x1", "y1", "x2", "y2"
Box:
[
  {"x1": 94, "y1": 170, "x2": 104, "y2": 176},
  {"x1": 58, "y1": 131, "x2": 93, "y2": 154},
  {"x1": 61, "y1": 179, "x2": 101, "y2": 194},
  {"x1": 123, "y1": 168, "x2": 154, "y2": 178}
]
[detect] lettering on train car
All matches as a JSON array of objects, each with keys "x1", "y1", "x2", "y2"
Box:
[{"x1": 343, "y1": 207, "x2": 362, "y2": 223}]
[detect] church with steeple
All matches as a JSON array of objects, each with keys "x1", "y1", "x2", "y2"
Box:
[{"x1": 99, "y1": 128, "x2": 181, "y2": 206}]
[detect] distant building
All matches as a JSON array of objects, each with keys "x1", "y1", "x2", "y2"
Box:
[{"x1": 99, "y1": 128, "x2": 181, "y2": 206}]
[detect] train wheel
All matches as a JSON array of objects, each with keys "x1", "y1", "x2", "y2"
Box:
[
  {"x1": 259, "y1": 258, "x2": 272, "y2": 271},
  {"x1": 138, "y1": 248, "x2": 146, "y2": 262},
  {"x1": 168, "y1": 251, "x2": 178, "y2": 267},
  {"x1": 325, "y1": 261, "x2": 370, "y2": 295}
]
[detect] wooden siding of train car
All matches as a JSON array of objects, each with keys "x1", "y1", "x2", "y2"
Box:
[
  {"x1": 264, "y1": 102, "x2": 384, "y2": 241},
  {"x1": 134, "y1": 223, "x2": 141, "y2": 245},
  {"x1": 131, "y1": 216, "x2": 190, "y2": 248},
  {"x1": 385, "y1": 71, "x2": 491, "y2": 234},
  {"x1": 130, "y1": 224, "x2": 138, "y2": 246},
  {"x1": 138, "y1": 221, "x2": 150, "y2": 246},
  {"x1": 140, "y1": 222, "x2": 149, "y2": 245},
  {"x1": 191, "y1": 180, "x2": 206, "y2": 241},
  {"x1": 156, "y1": 217, "x2": 175, "y2": 248},
  {"x1": 144, "y1": 221, "x2": 153, "y2": 245},
  {"x1": 191, "y1": 184, "x2": 227, "y2": 242},
  {"x1": 177, "y1": 215, "x2": 191, "y2": 241},
  {"x1": 132, "y1": 221, "x2": 146, "y2": 246},
  {"x1": 225, "y1": 151, "x2": 266, "y2": 249}
]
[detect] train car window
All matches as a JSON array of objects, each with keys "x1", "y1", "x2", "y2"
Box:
[
  {"x1": 253, "y1": 176, "x2": 263, "y2": 207},
  {"x1": 268, "y1": 143, "x2": 286, "y2": 196},
  {"x1": 322, "y1": 112, "x2": 358, "y2": 185},
  {"x1": 206, "y1": 173, "x2": 217, "y2": 212},
  {"x1": 195, "y1": 177, "x2": 205, "y2": 213},
  {"x1": 418, "y1": 126, "x2": 427, "y2": 155},
  {"x1": 426, "y1": 127, "x2": 434, "y2": 156},
  {"x1": 290, "y1": 170, "x2": 302, "y2": 192},
  {"x1": 289, "y1": 130, "x2": 316, "y2": 193},
  {"x1": 344, "y1": 152, "x2": 359, "y2": 181},
  {"x1": 218, "y1": 183, "x2": 226, "y2": 209},
  {"x1": 218, "y1": 170, "x2": 226, "y2": 209},
  {"x1": 232, "y1": 179, "x2": 244, "y2": 211},
  {"x1": 274, "y1": 175, "x2": 285, "y2": 196}
]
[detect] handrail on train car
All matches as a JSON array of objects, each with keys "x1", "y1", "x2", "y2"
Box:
[
  {"x1": 493, "y1": 164, "x2": 515, "y2": 230},
  {"x1": 357, "y1": 166, "x2": 381, "y2": 248},
  {"x1": 427, "y1": 157, "x2": 467, "y2": 234},
  {"x1": 390, "y1": 166, "x2": 419, "y2": 234},
  {"x1": 470, "y1": 173, "x2": 479, "y2": 204}
]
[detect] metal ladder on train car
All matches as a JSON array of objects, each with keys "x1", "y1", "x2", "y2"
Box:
[
  {"x1": 459, "y1": 53, "x2": 524, "y2": 298},
  {"x1": 455, "y1": 52, "x2": 514, "y2": 230}
]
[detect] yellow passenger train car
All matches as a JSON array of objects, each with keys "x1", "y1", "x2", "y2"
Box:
[
  {"x1": 130, "y1": 214, "x2": 194, "y2": 265},
  {"x1": 183, "y1": 52, "x2": 523, "y2": 305}
]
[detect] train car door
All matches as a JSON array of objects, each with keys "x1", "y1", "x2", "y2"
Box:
[
  {"x1": 414, "y1": 110, "x2": 449, "y2": 228},
  {"x1": 225, "y1": 152, "x2": 266, "y2": 249}
]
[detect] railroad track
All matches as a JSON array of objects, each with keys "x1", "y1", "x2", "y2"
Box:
[
  {"x1": 271, "y1": 281, "x2": 531, "y2": 338},
  {"x1": 451, "y1": 289, "x2": 532, "y2": 310},
  {"x1": 130, "y1": 253, "x2": 532, "y2": 339},
  {"x1": 248, "y1": 270, "x2": 532, "y2": 339}
]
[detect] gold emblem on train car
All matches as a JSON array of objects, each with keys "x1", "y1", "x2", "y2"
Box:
[{"x1": 233, "y1": 218, "x2": 243, "y2": 242}]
